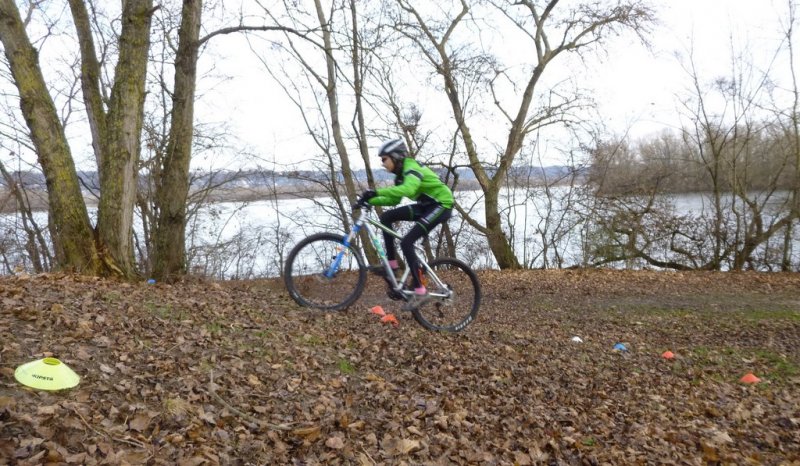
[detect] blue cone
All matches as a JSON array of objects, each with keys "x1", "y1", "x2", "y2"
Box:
[
  {"x1": 147, "y1": 278, "x2": 156, "y2": 284},
  {"x1": 613, "y1": 343, "x2": 628, "y2": 352}
]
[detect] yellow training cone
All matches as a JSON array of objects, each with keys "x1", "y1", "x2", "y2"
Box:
[{"x1": 14, "y1": 357, "x2": 80, "y2": 391}]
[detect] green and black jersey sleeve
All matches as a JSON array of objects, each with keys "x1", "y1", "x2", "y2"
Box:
[{"x1": 369, "y1": 158, "x2": 454, "y2": 208}]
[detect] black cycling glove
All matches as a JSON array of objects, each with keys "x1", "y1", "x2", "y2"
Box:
[{"x1": 360, "y1": 189, "x2": 377, "y2": 203}]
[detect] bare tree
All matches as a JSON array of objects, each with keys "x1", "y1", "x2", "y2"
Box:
[
  {"x1": 0, "y1": 0, "x2": 100, "y2": 273},
  {"x1": 390, "y1": 0, "x2": 655, "y2": 269},
  {"x1": 150, "y1": 0, "x2": 202, "y2": 281},
  {"x1": 67, "y1": 0, "x2": 155, "y2": 276},
  {"x1": 1, "y1": 0, "x2": 319, "y2": 279},
  {"x1": 0, "y1": 158, "x2": 51, "y2": 272},
  {"x1": 249, "y1": 0, "x2": 398, "y2": 264},
  {"x1": 677, "y1": 33, "x2": 798, "y2": 270},
  {"x1": 775, "y1": 0, "x2": 800, "y2": 271}
]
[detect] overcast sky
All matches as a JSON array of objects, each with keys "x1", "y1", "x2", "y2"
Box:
[
  {"x1": 24, "y1": 0, "x2": 782, "y2": 172},
  {"x1": 593, "y1": 0, "x2": 790, "y2": 141},
  {"x1": 193, "y1": 0, "x2": 790, "y2": 170}
]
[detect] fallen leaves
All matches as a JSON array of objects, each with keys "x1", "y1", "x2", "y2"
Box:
[
  {"x1": 0, "y1": 271, "x2": 798, "y2": 464},
  {"x1": 292, "y1": 425, "x2": 322, "y2": 441},
  {"x1": 324, "y1": 436, "x2": 344, "y2": 449},
  {"x1": 127, "y1": 412, "x2": 155, "y2": 432},
  {"x1": 0, "y1": 396, "x2": 16, "y2": 409},
  {"x1": 383, "y1": 437, "x2": 421, "y2": 456}
]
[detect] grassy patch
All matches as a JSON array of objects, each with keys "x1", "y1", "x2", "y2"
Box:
[
  {"x1": 206, "y1": 321, "x2": 224, "y2": 335},
  {"x1": 337, "y1": 359, "x2": 356, "y2": 375},
  {"x1": 255, "y1": 329, "x2": 274, "y2": 339},
  {"x1": 163, "y1": 398, "x2": 191, "y2": 417},
  {"x1": 198, "y1": 359, "x2": 215, "y2": 373},
  {"x1": 622, "y1": 305, "x2": 696, "y2": 318},
  {"x1": 754, "y1": 349, "x2": 800, "y2": 381},
  {"x1": 736, "y1": 309, "x2": 800, "y2": 322},
  {"x1": 621, "y1": 307, "x2": 800, "y2": 336},
  {"x1": 684, "y1": 346, "x2": 800, "y2": 384},
  {"x1": 144, "y1": 301, "x2": 187, "y2": 320},
  {"x1": 302, "y1": 334, "x2": 324, "y2": 346},
  {"x1": 102, "y1": 291, "x2": 122, "y2": 303}
]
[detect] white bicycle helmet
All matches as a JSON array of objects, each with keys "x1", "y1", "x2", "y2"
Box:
[{"x1": 377, "y1": 139, "x2": 408, "y2": 162}]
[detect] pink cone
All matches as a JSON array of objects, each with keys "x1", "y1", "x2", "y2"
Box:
[
  {"x1": 740, "y1": 373, "x2": 761, "y2": 384},
  {"x1": 381, "y1": 314, "x2": 398, "y2": 326}
]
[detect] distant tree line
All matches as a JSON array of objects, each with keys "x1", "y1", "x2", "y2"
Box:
[
  {"x1": 589, "y1": 124, "x2": 797, "y2": 195},
  {"x1": 583, "y1": 51, "x2": 800, "y2": 271}
]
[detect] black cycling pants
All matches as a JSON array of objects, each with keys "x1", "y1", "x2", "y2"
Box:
[{"x1": 379, "y1": 203, "x2": 452, "y2": 289}]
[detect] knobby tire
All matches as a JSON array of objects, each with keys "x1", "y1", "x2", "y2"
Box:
[
  {"x1": 284, "y1": 232, "x2": 367, "y2": 311},
  {"x1": 410, "y1": 257, "x2": 481, "y2": 332}
]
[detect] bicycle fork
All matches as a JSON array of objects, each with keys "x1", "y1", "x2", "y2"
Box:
[{"x1": 324, "y1": 224, "x2": 362, "y2": 278}]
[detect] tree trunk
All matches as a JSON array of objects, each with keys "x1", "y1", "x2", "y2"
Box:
[
  {"x1": 0, "y1": 160, "x2": 52, "y2": 272},
  {"x1": 346, "y1": 0, "x2": 379, "y2": 264},
  {"x1": 313, "y1": 0, "x2": 357, "y2": 204},
  {"x1": 484, "y1": 188, "x2": 521, "y2": 269},
  {"x1": 396, "y1": 0, "x2": 521, "y2": 269},
  {"x1": 152, "y1": 0, "x2": 202, "y2": 281},
  {"x1": 67, "y1": 0, "x2": 107, "y2": 169},
  {"x1": 0, "y1": 0, "x2": 100, "y2": 273},
  {"x1": 96, "y1": 0, "x2": 154, "y2": 277}
]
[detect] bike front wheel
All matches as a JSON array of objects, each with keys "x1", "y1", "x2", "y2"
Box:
[
  {"x1": 411, "y1": 258, "x2": 481, "y2": 332},
  {"x1": 284, "y1": 232, "x2": 367, "y2": 311}
]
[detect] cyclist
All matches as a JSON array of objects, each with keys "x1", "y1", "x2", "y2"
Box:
[{"x1": 359, "y1": 139, "x2": 454, "y2": 311}]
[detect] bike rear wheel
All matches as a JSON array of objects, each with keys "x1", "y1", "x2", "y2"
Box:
[
  {"x1": 284, "y1": 232, "x2": 367, "y2": 311},
  {"x1": 411, "y1": 258, "x2": 481, "y2": 332}
]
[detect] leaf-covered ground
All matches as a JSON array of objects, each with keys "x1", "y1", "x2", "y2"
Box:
[{"x1": 1, "y1": 270, "x2": 799, "y2": 465}]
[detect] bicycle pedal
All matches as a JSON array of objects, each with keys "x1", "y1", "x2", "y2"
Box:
[
  {"x1": 386, "y1": 284, "x2": 405, "y2": 301},
  {"x1": 402, "y1": 293, "x2": 434, "y2": 312}
]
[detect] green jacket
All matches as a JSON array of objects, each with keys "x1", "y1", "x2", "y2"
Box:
[{"x1": 369, "y1": 158, "x2": 454, "y2": 208}]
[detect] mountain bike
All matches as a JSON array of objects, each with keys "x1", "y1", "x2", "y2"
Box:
[{"x1": 283, "y1": 200, "x2": 481, "y2": 332}]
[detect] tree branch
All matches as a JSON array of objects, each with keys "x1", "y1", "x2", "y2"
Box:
[{"x1": 198, "y1": 25, "x2": 322, "y2": 48}]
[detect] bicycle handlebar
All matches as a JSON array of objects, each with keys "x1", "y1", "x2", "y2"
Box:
[{"x1": 352, "y1": 199, "x2": 374, "y2": 211}]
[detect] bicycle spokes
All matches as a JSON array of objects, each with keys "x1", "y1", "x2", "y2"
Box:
[
  {"x1": 409, "y1": 258, "x2": 480, "y2": 332},
  {"x1": 284, "y1": 233, "x2": 367, "y2": 311}
]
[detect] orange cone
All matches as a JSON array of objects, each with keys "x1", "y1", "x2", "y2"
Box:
[
  {"x1": 661, "y1": 351, "x2": 675, "y2": 360},
  {"x1": 740, "y1": 373, "x2": 761, "y2": 384},
  {"x1": 370, "y1": 305, "x2": 386, "y2": 317},
  {"x1": 381, "y1": 314, "x2": 398, "y2": 326}
]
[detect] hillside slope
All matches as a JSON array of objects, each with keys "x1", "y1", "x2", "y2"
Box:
[{"x1": 1, "y1": 270, "x2": 799, "y2": 464}]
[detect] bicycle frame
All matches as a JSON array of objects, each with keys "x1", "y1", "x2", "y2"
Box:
[{"x1": 331, "y1": 205, "x2": 452, "y2": 302}]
